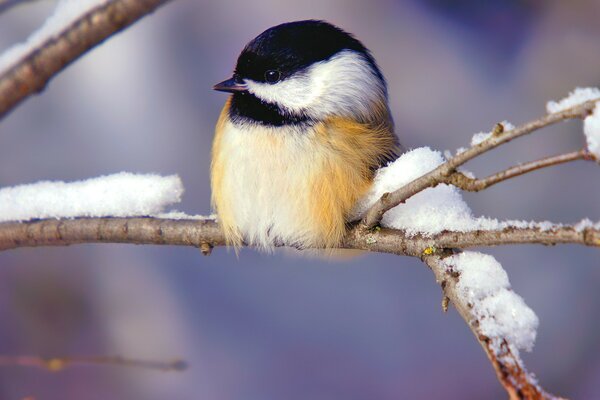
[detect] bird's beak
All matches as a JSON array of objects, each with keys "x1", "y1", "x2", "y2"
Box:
[{"x1": 213, "y1": 77, "x2": 248, "y2": 93}]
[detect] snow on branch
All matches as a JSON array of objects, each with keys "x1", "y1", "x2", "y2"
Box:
[
  {"x1": 546, "y1": 87, "x2": 600, "y2": 113},
  {"x1": 0, "y1": 0, "x2": 171, "y2": 120},
  {"x1": 547, "y1": 87, "x2": 600, "y2": 159},
  {"x1": 350, "y1": 147, "x2": 583, "y2": 235},
  {"x1": 0, "y1": 0, "x2": 111, "y2": 75},
  {"x1": 425, "y1": 254, "x2": 549, "y2": 399},
  {"x1": 360, "y1": 94, "x2": 600, "y2": 230},
  {"x1": 443, "y1": 252, "x2": 538, "y2": 354},
  {"x1": 584, "y1": 104, "x2": 600, "y2": 159},
  {"x1": 0, "y1": 173, "x2": 184, "y2": 222}
]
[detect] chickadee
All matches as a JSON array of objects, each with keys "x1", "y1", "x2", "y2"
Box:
[{"x1": 212, "y1": 20, "x2": 400, "y2": 249}]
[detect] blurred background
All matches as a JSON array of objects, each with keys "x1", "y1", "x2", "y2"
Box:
[{"x1": 0, "y1": 0, "x2": 599, "y2": 398}]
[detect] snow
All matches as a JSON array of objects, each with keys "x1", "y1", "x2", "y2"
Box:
[
  {"x1": 470, "y1": 121, "x2": 515, "y2": 147},
  {"x1": 0, "y1": 173, "x2": 183, "y2": 222},
  {"x1": 546, "y1": 87, "x2": 600, "y2": 114},
  {"x1": 351, "y1": 147, "x2": 560, "y2": 235},
  {"x1": 0, "y1": 0, "x2": 110, "y2": 75},
  {"x1": 444, "y1": 252, "x2": 539, "y2": 353},
  {"x1": 584, "y1": 103, "x2": 600, "y2": 159},
  {"x1": 450, "y1": 121, "x2": 515, "y2": 156},
  {"x1": 545, "y1": 86, "x2": 600, "y2": 162},
  {"x1": 470, "y1": 132, "x2": 491, "y2": 147},
  {"x1": 155, "y1": 211, "x2": 216, "y2": 220},
  {"x1": 351, "y1": 147, "x2": 474, "y2": 234},
  {"x1": 574, "y1": 218, "x2": 600, "y2": 232},
  {"x1": 454, "y1": 147, "x2": 467, "y2": 155}
]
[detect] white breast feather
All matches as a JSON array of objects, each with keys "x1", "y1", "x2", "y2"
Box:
[{"x1": 217, "y1": 120, "x2": 324, "y2": 249}]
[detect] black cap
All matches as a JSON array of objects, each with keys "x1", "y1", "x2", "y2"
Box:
[{"x1": 233, "y1": 20, "x2": 384, "y2": 84}]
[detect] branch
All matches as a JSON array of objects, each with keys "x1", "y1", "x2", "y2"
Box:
[
  {"x1": 0, "y1": 0, "x2": 172, "y2": 120},
  {"x1": 0, "y1": 354, "x2": 186, "y2": 372},
  {"x1": 447, "y1": 149, "x2": 595, "y2": 192},
  {"x1": 424, "y1": 255, "x2": 555, "y2": 400},
  {"x1": 361, "y1": 101, "x2": 598, "y2": 229},
  {"x1": 0, "y1": 217, "x2": 598, "y2": 255}
]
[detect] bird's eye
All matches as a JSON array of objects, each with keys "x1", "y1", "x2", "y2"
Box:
[{"x1": 264, "y1": 69, "x2": 281, "y2": 83}]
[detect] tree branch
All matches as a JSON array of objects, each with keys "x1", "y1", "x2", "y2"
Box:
[
  {"x1": 361, "y1": 102, "x2": 598, "y2": 229},
  {"x1": 0, "y1": 354, "x2": 186, "y2": 372},
  {"x1": 446, "y1": 149, "x2": 595, "y2": 192},
  {"x1": 424, "y1": 255, "x2": 555, "y2": 400},
  {"x1": 0, "y1": 217, "x2": 598, "y2": 255},
  {"x1": 0, "y1": 0, "x2": 172, "y2": 120}
]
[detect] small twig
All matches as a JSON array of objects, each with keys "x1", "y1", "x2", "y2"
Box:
[
  {"x1": 361, "y1": 101, "x2": 599, "y2": 229},
  {"x1": 199, "y1": 241, "x2": 213, "y2": 256},
  {"x1": 447, "y1": 149, "x2": 592, "y2": 192},
  {"x1": 0, "y1": 0, "x2": 172, "y2": 120},
  {"x1": 0, "y1": 354, "x2": 187, "y2": 372},
  {"x1": 441, "y1": 295, "x2": 450, "y2": 312}
]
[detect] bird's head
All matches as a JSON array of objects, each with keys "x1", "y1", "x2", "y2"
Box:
[{"x1": 214, "y1": 20, "x2": 390, "y2": 126}]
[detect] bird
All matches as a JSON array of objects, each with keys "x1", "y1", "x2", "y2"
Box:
[{"x1": 211, "y1": 20, "x2": 400, "y2": 250}]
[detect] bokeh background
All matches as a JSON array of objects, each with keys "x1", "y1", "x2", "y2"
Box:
[{"x1": 1, "y1": 0, "x2": 599, "y2": 399}]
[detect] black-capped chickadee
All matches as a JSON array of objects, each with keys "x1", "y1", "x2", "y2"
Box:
[{"x1": 212, "y1": 20, "x2": 400, "y2": 249}]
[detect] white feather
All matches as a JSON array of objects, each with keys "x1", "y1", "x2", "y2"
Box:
[
  {"x1": 217, "y1": 120, "x2": 324, "y2": 249},
  {"x1": 244, "y1": 50, "x2": 385, "y2": 121}
]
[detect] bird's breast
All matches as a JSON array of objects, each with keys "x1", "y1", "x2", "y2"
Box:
[
  {"x1": 212, "y1": 122, "x2": 344, "y2": 249},
  {"x1": 210, "y1": 101, "x2": 397, "y2": 249}
]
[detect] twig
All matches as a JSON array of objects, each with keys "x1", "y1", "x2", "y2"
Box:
[
  {"x1": 361, "y1": 101, "x2": 599, "y2": 229},
  {"x1": 0, "y1": 354, "x2": 187, "y2": 372},
  {"x1": 0, "y1": 0, "x2": 172, "y2": 120},
  {"x1": 447, "y1": 149, "x2": 593, "y2": 192}
]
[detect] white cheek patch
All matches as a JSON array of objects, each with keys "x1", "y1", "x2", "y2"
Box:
[
  {"x1": 245, "y1": 72, "x2": 317, "y2": 113},
  {"x1": 244, "y1": 50, "x2": 386, "y2": 121}
]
